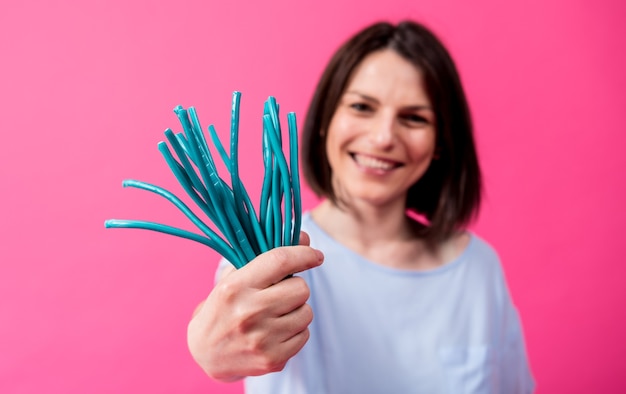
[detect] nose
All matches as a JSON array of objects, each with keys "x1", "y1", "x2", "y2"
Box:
[{"x1": 367, "y1": 113, "x2": 396, "y2": 149}]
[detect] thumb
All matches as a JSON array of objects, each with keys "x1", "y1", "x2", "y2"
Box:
[{"x1": 238, "y1": 244, "x2": 323, "y2": 289}]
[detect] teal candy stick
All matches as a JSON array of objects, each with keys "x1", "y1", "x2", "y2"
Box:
[
  {"x1": 170, "y1": 131, "x2": 194, "y2": 163},
  {"x1": 229, "y1": 92, "x2": 259, "y2": 253},
  {"x1": 176, "y1": 131, "x2": 204, "y2": 173},
  {"x1": 122, "y1": 179, "x2": 216, "y2": 240},
  {"x1": 173, "y1": 106, "x2": 198, "y2": 152},
  {"x1": 264, "y1": 101, "x2": 284, "y2": 247},
  {"x1": 273, "y1": 175, "x2": 284, "y2": 248},
  {"x1": 288, "y1": 113, "x2": 302, "y2": 245},
  {"x1": 263, "y1": 114, "x2": 293, "y2": 247},
  {"x1": 189, "y1": 107, "x2": 217, "y2": 169},
  {"x1": 173, "y1": 107, "x2": 215, "y2": 190},
  {"x1": 264, "y1": 101, "x2": 292, "y2": 246},
  {"x1": 270, "y1": 142, "x2": 282, "y2": 247},
  {"x1": 260, "y1": 128, "x2": 273, "y2": 240},
  {"x1": 266, "y1": 97, "x2": 281, "y2": 139},
  {"x1": 119, "y1": 179, "x2": 244, "y2": 267},
  {"x1": 175, "y1": 106, "x2": 218, "y2": 183},
  {"x1": 104, "y1": 219, "x2": 243, "y2": 267},
  {"x1": 163, "y1": 131, "x2": 214, "y2": 208},
  {"x1": 223, "y1": 96, "x2": 269, "y2": 253},
  {"x1": 173, "y1": 132, "x2": 209, "y2": 185},
  {"x1": 208, "y1": 124, "x2": 231, "y2": 167},
  {"x1": 158, "y1": 141, "x2": 216, "y2": 223},
  {"x1": 174, "y1": 132, "x2": 192, "y2": 157},
  {"x1": 260, "y1": 101, "x2": 276, "y2": 246},
  {"x1": 239, "y1": 191, "x2": 269, "y2": 253}
]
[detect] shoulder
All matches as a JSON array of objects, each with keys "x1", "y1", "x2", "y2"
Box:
[
  {"x1": 468, "y1": 232, "x2": 500, "y2": 261},
  {"x1": 466, "y1": 233, "x2": 501, "y2": 265},
  {"x1": 456, "y1": 233, "x2": 512, "y2": 296}
]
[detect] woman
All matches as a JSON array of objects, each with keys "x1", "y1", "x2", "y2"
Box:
[{"x1": 188, "y1": 20, "x2": 535, "y2": 393}]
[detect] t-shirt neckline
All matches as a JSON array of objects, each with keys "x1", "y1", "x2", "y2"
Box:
[{"x1": 303, "y1": 211, "x2": 475, "y2": 277}]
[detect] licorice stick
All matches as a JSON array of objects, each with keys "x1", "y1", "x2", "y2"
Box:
[{"x1": 288, "y1": 113, "x2": 302, "y2": 246}]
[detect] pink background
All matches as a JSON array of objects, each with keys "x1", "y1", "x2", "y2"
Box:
[{"x1": 1, "y1": 0, "x2": 624, "y2": 393}]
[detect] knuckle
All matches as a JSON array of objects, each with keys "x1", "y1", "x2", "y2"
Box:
[
  {"x1": 285, "y1": 277, "x2": 311, "y2": 305},
  {"x1": 293, "y1": 277, "x2": 311, "y2": 298},
  {"x1": 261, "y1": 354, "x2": 287, "y2": 373},
  {"x1": 247, "y1": 336, "x2": 287, "y2": 373},
  {"x1": 300, "y1": 304, "x2": 314, "y2": 325},
  {"x1": 240, "y1": 331, "x2": 269, "y2": 367},
  {"x1": 244, "y1": 331, "x2": 265, "y2": 352},
  {"x1": 214, "y1": 280, "x2": 240, "y2": 304},
  {"x1": 300, "y1": 327, "x2": 311, "y2": 344},
  {"x1": 233, "y1": 306, "x2": 259, "y2": 334},
  {"x1": 271, "y1": 247, "x2": 291, "y2": 267}
]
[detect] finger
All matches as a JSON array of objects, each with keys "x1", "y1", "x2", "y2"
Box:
[
  {"x1": 274, "y1": 303, "x2": 313, "y2": 339},
  {"x1": 275, "y1": 325, "x2": 311, "y2": 363},
  {"x1": 254, "y1": 305, "x2": 312, "y2": 370},
  {"x1": 260, "y1": 276, "x2": 310, "y2": 316},
  {"x1": 247, "y1": 326, "x2": 311, "y2": 376},
  {"x1": 239, "y1": 245, "x2": 324, "y2": 289}
]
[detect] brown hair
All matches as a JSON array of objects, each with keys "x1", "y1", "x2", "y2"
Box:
[{"x1": 301, "y1": 20, "x2": 482, "y2": 244}]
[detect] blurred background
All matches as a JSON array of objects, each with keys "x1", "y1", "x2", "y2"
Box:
[{"x1": 1, "y1": 0, "x2": 624, "y2": 392}]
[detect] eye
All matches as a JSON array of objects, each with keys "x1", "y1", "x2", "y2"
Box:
[
  {"x1": 400, "y1": 113, "x2": 431, "y2": 126},
  {"x1": 349, "y1": 102, "x2": 373, "y2": 113}
]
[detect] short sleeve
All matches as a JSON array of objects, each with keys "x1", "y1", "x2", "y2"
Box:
[{"x1": 498, "y1": 305, "x2": 535, "y2": 393}]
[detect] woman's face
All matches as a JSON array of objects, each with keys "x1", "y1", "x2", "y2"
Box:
[{"x1": 325, "y1": 49, "x2": 437, "y2": 209}]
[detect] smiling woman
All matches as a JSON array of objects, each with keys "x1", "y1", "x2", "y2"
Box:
[
  {"x1": 302, "y1": 21, "x2": 481, "y2": 247},
  {"x1": 187, "y1": 20, "x2": 535, "y2": 394}
]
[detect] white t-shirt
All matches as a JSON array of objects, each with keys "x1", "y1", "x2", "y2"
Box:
[{"x1": 221, "y1": 212, "x2": 535, "y2": 394}]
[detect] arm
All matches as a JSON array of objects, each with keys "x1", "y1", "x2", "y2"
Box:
[{"x1": 187, "y1": 231, "x2": 323, "y2": 382}]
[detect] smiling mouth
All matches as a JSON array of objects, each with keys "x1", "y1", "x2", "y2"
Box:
[{"x1": 351, "y1": 153, "x2": 402, "y2": 171}]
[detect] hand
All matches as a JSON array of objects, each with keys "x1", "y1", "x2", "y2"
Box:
[{"x1": 187, "y1": 232, "x2": 324, "y2": 381}]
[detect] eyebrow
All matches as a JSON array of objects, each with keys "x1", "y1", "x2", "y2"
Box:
[{"x1": 345, "y1": 90, "x2": 433, "y2": 111}]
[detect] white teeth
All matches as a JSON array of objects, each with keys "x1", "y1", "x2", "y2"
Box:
[{"x1": 353, "y1": 154, "x2": 395, "y2": 170}]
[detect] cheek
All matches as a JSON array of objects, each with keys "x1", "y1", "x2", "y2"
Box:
[{"x1": 408, "y1": 130, "x2": 437, "y2": 159}]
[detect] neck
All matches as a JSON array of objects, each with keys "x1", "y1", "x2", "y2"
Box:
[
  {"x1": 310, "y1": 198, "x2": 467, "y2": 271},
  {"x1": 312, "y1": 198, "x2": 418, "y2": 248}
]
